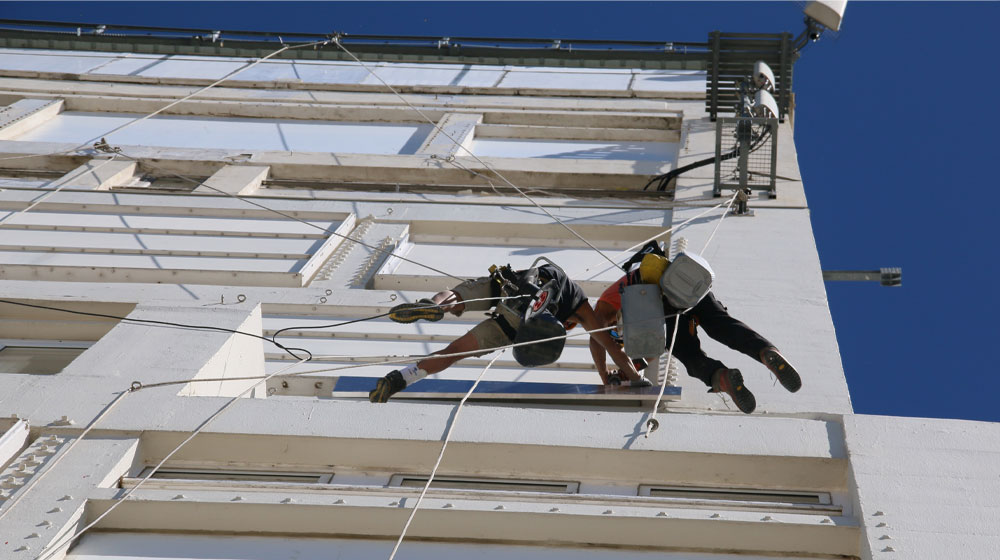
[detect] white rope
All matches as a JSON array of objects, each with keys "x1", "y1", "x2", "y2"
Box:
[
  {"x1": 645, "y1": 313, "x2": 682, "y2": 436},
  {"x1": 137, "y1": 321, "x2": 626, "y2": 390},
  {"x1": 112, "y1": 151, "x2": 463, "y2": 281},
  {"x1": 387, "y1": 350, "x2": 505, "y2": 560},
  {"x1": 0, "y1": 154, "x2": 120, "y2": 227},
  {"x1": 331, "y1": 39, "x2": 620, "y2": 270},
  {"x1": 0, "y1": 389, "x2": 130, "y2": 523},
  {"x1": 0, "y1": 40, "x2": 328, "y2": 163},
  {"x1": 577, "y1": 195, "x2": 733, "y2": 277},
  {"x1": 701, "y1": 191, "x2": 739, "y2": 253},
  {"x1": 34, "y1": 357, "x2": 308, "y2": 560},
  {"x1": 645, "y1": 191, "x2": 737, "y2": 432}
]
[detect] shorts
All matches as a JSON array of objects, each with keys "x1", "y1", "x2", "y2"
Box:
[{"x1": 452, "y1": 276, "x2": 521, "y2": 350}]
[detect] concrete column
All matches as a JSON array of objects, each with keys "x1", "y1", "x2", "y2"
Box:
[
  {"x1": 0, "y1": 436, "x2": 140, "y2": 558},
  {"x1": 416, "y1": 113, "x2": 482, "y2": 158},
  {"x1": 194, "y1": 165, "x2": 270, "y2": 196},
  {"x1": 47, "y1": 159, "x2": 137, "y2": 191},
  {"x1": 0, "y1": 99, "x2": 64, "y2": 140}
]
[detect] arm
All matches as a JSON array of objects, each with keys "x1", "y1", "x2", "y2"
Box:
[
  {"x1": 589, "y1": 336, "x2": 611, "y2": 384},
  {"x1": 573, "y1": 302, "x2": 643, "y2": 383}
]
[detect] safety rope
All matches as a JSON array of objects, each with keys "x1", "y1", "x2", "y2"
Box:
[
  {"x1": 130, "y1": 320, "x2": 632, "y2": 391},
  {"x1": 33, "y1": 357, "x2": 309, "y2": 560},
  {"x1": 701, "y1": 190, "x2": 739, "y2": 253},
  {"x1": 577, "y1": 191, "x2": 738, "y2": 277},
  {"x1": 112, "y1": 150, "x2": 465, "y2": 282},
  {"x1": 0, "y1": 389, "x2": 131, "y2": 523},
  {"x1": 645, "y1": 314, "x2": 681, "y2": 436},
  {"x1": 0, "y1": 154, "x2": 121, "y2": 227},
  {"x1": 387, "y1": 350, "x2": 505, "y2": 560},
  {"x1": 646, "y1": 190, "x2": 739, "y2": 431},
  {"x1": 331, "y1": 38, "x2": 621, "y2": 271}
]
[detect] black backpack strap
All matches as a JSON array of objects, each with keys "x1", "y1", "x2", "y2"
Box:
[
  {"x1": 620, "y1": 240, "x2": 666, "y2": 273},
  {"x1": 492, "y1": 312, "x2": 518, "y2": 341}
]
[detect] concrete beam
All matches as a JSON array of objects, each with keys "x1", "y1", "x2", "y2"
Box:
[
  {"x1": 0, "y1": 140, "x2": 670, "y2": 190},
  {"x1": 0, "y1": 76, "x2": 677, "y2": 115},
  {"x1": 85, "y1": 488, "x2": 858, "y2": 557},
  {"x1": 416, "y1": 113, "x2": 481, "y2": 158},
  {"x1": 193, "y1": 165, "x2": 270, "y2": 196},
  {"x1": 46, "y1": 158, "x2": 137, "y2": 191},
  {"x1": 0, "y1": 98, "x2": 63, "y2": 140}
]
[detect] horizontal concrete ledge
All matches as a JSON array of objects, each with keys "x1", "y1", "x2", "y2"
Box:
[
  {"x1": 0, "y1": 263, "x2": 307, "y2": 288},
  {"x1": 0, "y1": 76, "x2": 682, "y2": 115},
  {"x1": 0, "y1": 68, "x2": 705, "y2": 102},
  {"x1": 0, "y1": 141, "x2": 671, "y2": 190},
  {"x1": 85, "y1": 494, "x2": 857, "y2": 557},
  {"x1": 137, "y1": 433, "x2": 847, "y2": 493}
]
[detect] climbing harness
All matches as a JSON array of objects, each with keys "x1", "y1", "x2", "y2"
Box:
[{"x1": 487, "y1": 257, "x2": 569, "y2": 367}]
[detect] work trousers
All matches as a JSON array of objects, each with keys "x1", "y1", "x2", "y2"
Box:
[{"x1": 666, "y1": 292, "x2": 773, "y2": 387}]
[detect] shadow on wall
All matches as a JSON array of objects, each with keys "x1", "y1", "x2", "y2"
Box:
[{"x1": 474, "y1": 138, "x2": 677, "y2": 163}]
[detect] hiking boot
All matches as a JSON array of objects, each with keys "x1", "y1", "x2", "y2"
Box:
[
  {"x1": 369, "y1": 370, "x2": 407, "y2": 403},
  {"x1": 389, "y1": 298, "x2": 443, "y2": 323},
  {"x1": 760, "y1": 347, "x2": 801, "y2": 393},
  {"x1": 710, "y1": 368, "x2": 756, "y2": 414}
]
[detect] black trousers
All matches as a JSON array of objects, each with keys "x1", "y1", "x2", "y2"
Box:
[{"x1": 666, "y1": 292, "x2": 773, "y2": 387}]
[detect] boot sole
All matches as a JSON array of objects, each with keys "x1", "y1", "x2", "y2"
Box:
[
  {"x1": 388, "y1": 302, "x2": 444, "y2": 324},
  {"x1": 762, "y1": 349, "x2": 801, "y2": 393},
  {"x1": 727, "y1": 370, "x2": 757, "y2": 414},
  {"x1": 369, "y1": 377, "x2": 396, "y2": 403}
]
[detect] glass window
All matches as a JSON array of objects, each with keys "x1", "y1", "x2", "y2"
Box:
[{"x1": 0, "y1": 345, "x2": 85, "y2": 374}]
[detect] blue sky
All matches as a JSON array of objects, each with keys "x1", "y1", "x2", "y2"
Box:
[{"x1": 5, "y1": 2, "x2": 998, "y2": 423}]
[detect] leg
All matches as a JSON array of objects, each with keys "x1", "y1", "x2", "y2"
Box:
[
  {"x1": 416, "y1": 331, "x2": 484, "y2": 374},
  {"x1": 693, "y1": 293, "x2": 801, "y2": 392},
  {"x1": 370, "y1": 316, "x2": 510, "y2": 403},
  {"x1": 691, "y1": 293, "x2": 773, "y2": 360},
  {"x1": 666, "y1": 312, "x2": 755, "y2": 414},
  {"x1": 389, "y1": 277, "x2": 495, "y2": 323},
  {"x1": 666, "y1": 312, "x2": 724, "y2": 387}
]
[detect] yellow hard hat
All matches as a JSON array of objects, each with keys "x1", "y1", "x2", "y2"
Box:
[{"x1": 639, "y1": 254, "x2": 669, "y2": 284}]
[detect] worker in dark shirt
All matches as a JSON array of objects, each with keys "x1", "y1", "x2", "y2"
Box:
[
  {"x1": 371, "y1": 262, "x2": 649, "y2": 403},
  {"x1": 591, "y1": 253, "x2": 801, "y2": 414}
]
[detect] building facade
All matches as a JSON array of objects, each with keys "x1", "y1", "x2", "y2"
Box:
[{"x1": 0, "y1": 23, "x2": 997, "y2": 560}]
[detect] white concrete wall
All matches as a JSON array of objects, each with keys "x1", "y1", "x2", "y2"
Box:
[
  {"x1": 0, "y1": 39, "x2": 993, "y2": 560},
  {"x1": 844, "y1": 415, "x2": 1000, "y2": 559},
  {"x1": 14, "y1": 112, "x2": 433, "y2": 155}
]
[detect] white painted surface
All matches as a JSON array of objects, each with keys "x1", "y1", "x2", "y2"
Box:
[
  {"x1": 0, "y1": 211, "x2": 337, "y2": 236},
  {"x1": 844, "y1": 415, "x2": 1000, "y2": 560},
  {"x1": 386, "y1": 243, "x2": 636, "y2": 283},
  {"x1": 0, "y1": 250, "x2": 302, "y2": 272},
  {"x1": 0, "y1": 50, "x2": 115, "y2": 74},
  {"x1": 632, "y1": 70, "x2": 706, "y2": 94},
  {"x1": 473, "y1": 137, "x2": 677, "y2": 162},
  {"x1": 4, "y1": 230, "x2": 323, "y2": 255},
  {"x1": 496, "y1": 70, "x2": 632, "y2": 91},
  {"x1": 360, "y1": 63, "x2": 504, "y2": 88},
  {"x1": 11, "y1": 112, "x2": 432, "y2": 155},
  {"x1": 0, "y1": 419, "x2": 28, "y2": 470},
  {"x1": 0, "y1": 48, "x2": 706, "y2": 97},
  {"x1": 68, "y1": 532, "x2": 816, "y2": 560}
]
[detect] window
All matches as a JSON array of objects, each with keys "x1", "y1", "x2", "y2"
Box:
[
  {"x1": 391, "y1": 474, "x2": 578, "y2": 494},
  {"x1": 0, "y1": 341, "x2": 88, "y2": 374},
  {"x1": 133, "y1": 467, "x2": 331, "y2": 484},
  {"x1": 638, "y1": 485, "x2": 839, "y2": 515}
]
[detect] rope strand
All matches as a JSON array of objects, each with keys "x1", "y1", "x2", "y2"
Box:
[
  {"x1": 387, "y1": 350, "x2": 505, "y2": 560},
  {"x1": 332, "y1": 39, "x2": 621, "y2": 270}
]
